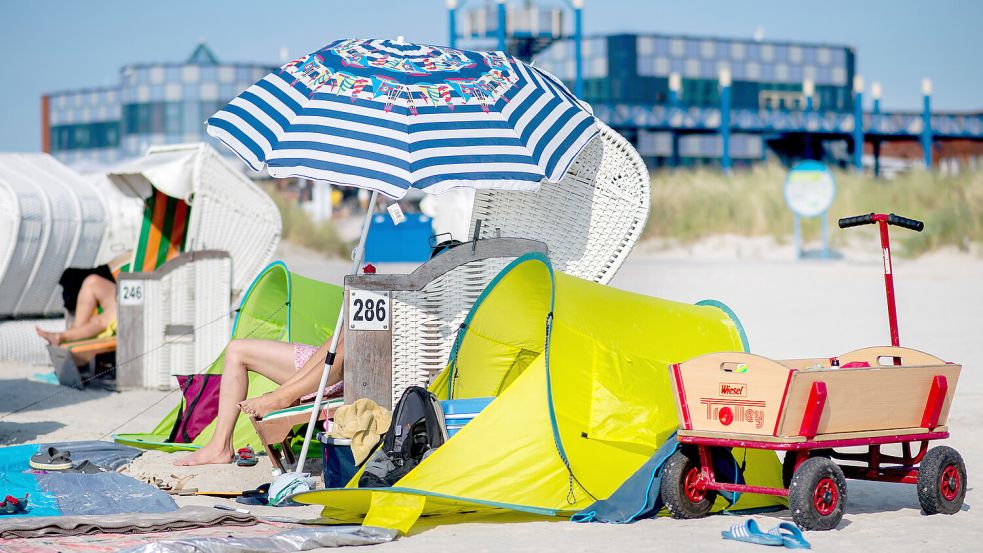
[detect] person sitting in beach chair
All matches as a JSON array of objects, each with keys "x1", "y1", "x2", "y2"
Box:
[
  {"x1": 36, "y1": 272, "x2": 117, "y2": 348},
  {"x1": 174, "y1": 332, "x2": 345, "y2": 466}
]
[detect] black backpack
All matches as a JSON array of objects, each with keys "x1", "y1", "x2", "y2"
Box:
[{"x1": 359, "y1": 386, "x2": 448, "y2": 488}]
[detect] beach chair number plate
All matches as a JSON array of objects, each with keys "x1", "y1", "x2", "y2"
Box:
[
  {"x1": 119, "y1": 281, "x2": 145, "y2": 306},
  {"x1": 349, "y1": 290, "x2": 390, "y2": 331}
]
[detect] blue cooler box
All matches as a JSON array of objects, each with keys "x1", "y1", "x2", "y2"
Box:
[
  {"x1": 318, "y1": 432, "x2": 357, "y2": 488},
  {"x1": 439, "y1": 397, "x2": 494, "y2": 437}
]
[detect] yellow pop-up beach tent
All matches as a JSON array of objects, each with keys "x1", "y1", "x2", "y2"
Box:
[{"x1": 293, "y1": 253, "x2": 782, "y2": 532}]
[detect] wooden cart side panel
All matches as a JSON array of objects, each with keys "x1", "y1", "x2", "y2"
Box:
[
  {"x1": 777, "y1": 364, "x2": 961, "y2": 437},
  {"x1": 837, "y1": 346, "x2": 946, "y2": 367},
  {"x1": 674, "y1": 352, "x2": 793, "y2": 436}
]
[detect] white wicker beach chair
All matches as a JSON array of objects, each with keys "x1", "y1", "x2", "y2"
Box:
[
  {"x1": 345, "y1": 123, "x2": 651, "y2": 407},
  {"x1": 468, "y1": 121, "x2": 650, "y2": 284},
  {"x1": 99, "y1": 143, "x2": 281, "y2": 389},
  {"x1": 115, "y1": 250, "x2": 233, "y2": 390},
  {"x1": 109, "y1": 143, "x2": 282, "y2": 298}
]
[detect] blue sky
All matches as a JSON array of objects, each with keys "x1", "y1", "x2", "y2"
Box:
[{"x1": 1, "y1": 0, "x2": 980, "y2": 151}]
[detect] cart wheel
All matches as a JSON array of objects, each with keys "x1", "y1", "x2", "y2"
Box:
[
  {"x1": 917, "y1": 446, "x2": 967, "y2": 515},
  {"x1": 782, "y1": 450, "x2": 832, "y2": 487},
  {"x1": 661, "y1": 449, "x2": 717, "y2": 519},
  {"x1": 788, "y1": 456, "x2": 847, "y2": 530}
]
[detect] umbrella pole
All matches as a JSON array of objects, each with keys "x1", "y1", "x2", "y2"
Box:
[{"x1": 293, "y1": 189, "x2": 379, "y2": 473}]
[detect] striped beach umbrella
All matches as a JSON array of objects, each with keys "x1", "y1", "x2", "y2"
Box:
[
  {"x1": 205, "y1": 38, "x2": 599, "y2": 478},
  {"x1": 205, "y1": 38, "x2": 598, "y2": 198}
]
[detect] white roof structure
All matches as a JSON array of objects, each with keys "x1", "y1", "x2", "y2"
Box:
[{"x1": 0, "y1": 154, "x2": 108, "y2": 318}]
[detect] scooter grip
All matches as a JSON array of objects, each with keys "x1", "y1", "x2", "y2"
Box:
[
  {"x1": 837, "y1": 213, "x2": 874, "y2": 229},
  {"x1": 887, "y1": 213, "x2": 925, "y2": 232}
]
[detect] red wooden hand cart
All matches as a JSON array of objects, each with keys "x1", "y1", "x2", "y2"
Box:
[{"x1": 663, "y1": 213, "x2": 967, "y2": 530}]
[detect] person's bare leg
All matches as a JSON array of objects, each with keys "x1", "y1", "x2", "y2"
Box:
[
  {"x1": 238, "y1": 331, "x2": 345, "y2": 418},
  {"x1": 36, "y1": 275, "x2": 116, "y2": 345},
  {"x1": 174, "y1": 339, "x2": 297, "y2": 466}
]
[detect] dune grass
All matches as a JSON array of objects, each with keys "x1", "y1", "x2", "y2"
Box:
[
  {"x1": 267, "y1": 187, "x2": 352, "y2": 258},
  {"x1": 646, "y1": 165, "x2": 983, "y2": 256}
]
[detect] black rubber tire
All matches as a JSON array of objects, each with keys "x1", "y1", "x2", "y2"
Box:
[
  {"x1": 788, "y1": 456, "x2": 847, "y2": 531},
  {"x1": 782, "y1": 450, "x2": 832, "y2": 487},
  {"x1": 917, "y1": 446, "x2": 967, "y2": 515},
  {"x1": 661, "y1": 448, "x2": 717, "y2": 519}
]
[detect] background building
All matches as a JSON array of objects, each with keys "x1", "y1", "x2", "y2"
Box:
[
  {"x1": 534, "y1": 33, "x2": 856, "y2": 167},
  {"x1": 42, "y1": 44, "x2": 273, "y2": 168}
]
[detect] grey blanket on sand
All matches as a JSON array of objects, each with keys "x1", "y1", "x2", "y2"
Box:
[
  {"x1": 0, "y1": 506, "x2": 255, "y2": 539},
  {"x1": 119, "y1": 526, "x2": 399, "y2": 552}
]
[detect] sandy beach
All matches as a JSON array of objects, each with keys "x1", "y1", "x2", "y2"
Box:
[{"x1": 2, "y1": 238, "x2": 980, "y2": 551}]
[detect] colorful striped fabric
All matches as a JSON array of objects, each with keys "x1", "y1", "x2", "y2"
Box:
[
  {"x1": 122, "y1": 189, "x2": 190, "y2": 273},
  {"x1": 206, "y1": 39, "x2": 598, "y2": 199}
]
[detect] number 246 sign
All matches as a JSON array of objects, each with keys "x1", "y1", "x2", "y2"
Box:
[{"x1": 348, "y1": 290, "x2": 389, "y2": 331}]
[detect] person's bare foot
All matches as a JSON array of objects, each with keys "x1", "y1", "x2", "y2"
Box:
[
  {"x1": 239, "y1": 392, "x2": 292, "y2": 419},
  {"x1": 173, "y1": 444, "x2": 234, "y2": 466},
  {"x1": 36, "y1": 327, "x2": 62, "y2": 346}
]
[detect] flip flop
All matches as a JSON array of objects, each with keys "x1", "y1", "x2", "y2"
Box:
[
  {"x1": 29, "y1": 447, "x2": 72, "y2": 471},
  {"x1": 236, "y1": 482, "x2": 271, "y2": 506},
  {"x1": 769, "y1": 522, "x2": 811, "y2": 549},
  {"x1": 236, "y1": 447, "x2": 258, "y2": 467},
  {"x1": 721, "y1": 519, "x2": 784, "y2": 546},
  {"x1": 69, "y1": 460, "x2": 110, "y2": 474},
  {"x1": 0, "y1": 495, "x2": 29, "y2": 515}
]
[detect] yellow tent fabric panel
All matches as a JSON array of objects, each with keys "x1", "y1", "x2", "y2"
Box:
[{"x1": 295, "y1": 253, "x2": 782, "y2": 532}]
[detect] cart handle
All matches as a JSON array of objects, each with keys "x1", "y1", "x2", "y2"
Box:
[{"x1": 838, "y1": 213, "x2": 924, "y2": 232}]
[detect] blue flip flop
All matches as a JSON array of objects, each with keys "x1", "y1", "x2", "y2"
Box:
[
  {"x1": 769, "y1": 522, "x2": 811, "y2": 549},
  {"x1": 721, "y1": 519, "x2": 784, "y2": 546}
]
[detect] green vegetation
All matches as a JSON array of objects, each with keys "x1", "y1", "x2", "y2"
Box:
[
  {"x1": 646, "y1": 165, "x2": 983, "y2": 256},
  {"x1": 267, "y1": 186, "x2": 352, "y2": 258}
]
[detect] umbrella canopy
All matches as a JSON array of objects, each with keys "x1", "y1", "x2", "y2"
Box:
[{"x1": 205, "y1": 38, "x2": 598, "y2": 198}]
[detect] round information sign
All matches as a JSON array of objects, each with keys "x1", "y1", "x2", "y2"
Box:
[{"x1": 784, "y1": 160, "x2": 835, "y2": 218}]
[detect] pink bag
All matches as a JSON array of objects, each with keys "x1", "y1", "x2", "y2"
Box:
[{"x1": 168, "y1": 374, "x2": 222, "y2": 443}]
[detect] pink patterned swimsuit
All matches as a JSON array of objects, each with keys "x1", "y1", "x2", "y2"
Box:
[{"x1": 294, "y1": 343, "x2": 343, "y2": 401}]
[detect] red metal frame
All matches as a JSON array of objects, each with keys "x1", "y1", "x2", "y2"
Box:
[{"x1": 871, "y1": 213, "x2": 901, "y2": 349}]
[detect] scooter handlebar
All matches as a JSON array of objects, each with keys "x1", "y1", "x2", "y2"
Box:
[
  {"x1": 887, "y1": 213, "x2": 925, "y2": 232},
  {"x1": 837, "y1": 213, "x2": 874, "y2": 229}
]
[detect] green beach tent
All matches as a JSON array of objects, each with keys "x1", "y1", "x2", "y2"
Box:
[
  {"x1": 114, "y1": 262, "x2": 343, "y2": 452},
  {"x1": 293, "y1": 253, "x2": 782, "y2": 533}
]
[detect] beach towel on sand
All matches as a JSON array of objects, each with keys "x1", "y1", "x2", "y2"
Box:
[{"x1": 0, "y1": 441, "x2": 175, "y2": 518}]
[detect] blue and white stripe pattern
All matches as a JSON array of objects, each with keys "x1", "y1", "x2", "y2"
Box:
[{"x1": 206, "y1": 39, "x2": 598, "y2": 199}]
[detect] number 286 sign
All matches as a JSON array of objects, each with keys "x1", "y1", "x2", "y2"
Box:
[{"x1": 348, "y1": 289, "x2": 390, "y2": 331}]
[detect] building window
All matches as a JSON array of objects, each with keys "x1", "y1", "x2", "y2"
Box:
[
  {"x1": 669, "y1": 38, "x2": 684, "y2": 57},
  {"x1": 149, "y1": 66, "x2": 165, "y2": 85},
  {"x1": 219, "y1": 66, "x2": 235, "y2": 83},
  {"x1": 731, "y1": 42, "x2": 745, "y2": 60},
  {"x1": 789, "y1": 46, "x2": 802, "y2": 64},
  {"x1": 700, "y1": 40, "x2": 715, "y2": 59},
  {"x1": 760, "y1": 44, "x2": 774, "y2": 62},
  {"x1": 817, "y1": 47, "x2": 831, "y2": 65},
  {"x1": 182, "y1": 65, "x2": 201, "y2": 83},
  {"x1": 746, "y1": 62, "x2": 760, "y2": 80},
  {"x1": 775, "y1": 64, "x2": 789, "y2": 81}
]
